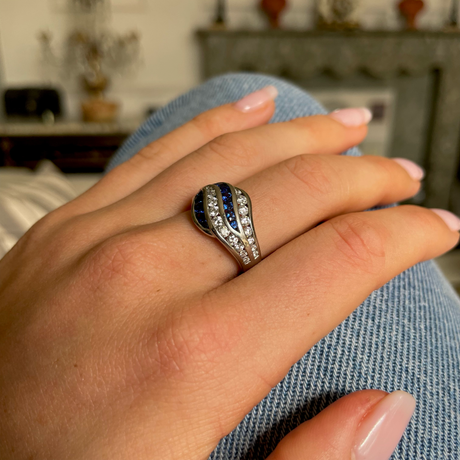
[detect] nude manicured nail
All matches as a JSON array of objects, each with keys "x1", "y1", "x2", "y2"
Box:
[
  {"x1": 392, "y1": 158, "x2": 425, "y2": 180},
  {"x1": 430, "y1": 209, "x2": 460, "y2": 232},
  {"x1": 329, "y1": 107, "x2": 373, "y2": 127},
  {"x1": 352, "y1": 391, "x2": 416, "y2": 460},
  {"x1": 233, "y1": 86, "x2": 278, "y2": 113}
]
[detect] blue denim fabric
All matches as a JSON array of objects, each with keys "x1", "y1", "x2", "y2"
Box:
[{"x1": 107, "y1": 73, "x2": 460, "y2": 459}]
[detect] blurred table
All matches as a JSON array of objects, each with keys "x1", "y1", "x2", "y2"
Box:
[{"x1": 0, "y1": 119, "x2": 141, "y2": 172}]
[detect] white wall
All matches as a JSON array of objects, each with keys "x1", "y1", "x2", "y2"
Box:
[{"x1": 0, "y1": 0, "x2": 454, "y2": 119}]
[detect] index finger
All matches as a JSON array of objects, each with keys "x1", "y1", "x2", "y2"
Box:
[{"x1": 62, "y1": 86, "x2": 278, "y2": 215}]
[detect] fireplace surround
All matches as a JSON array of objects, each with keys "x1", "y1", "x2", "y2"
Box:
[{"x1": 198, "y1": 30, "x2": 460, "y2": 210}]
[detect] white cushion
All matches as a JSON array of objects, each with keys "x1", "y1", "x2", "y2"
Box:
[{"x1": 0, "y1": 161, "x2": 78, "y2": 258}]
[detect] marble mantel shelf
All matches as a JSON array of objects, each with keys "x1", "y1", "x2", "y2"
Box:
[
  {"x1": 197, "y1": 29, "x2": 460, "y2": 209},
  {"x1": 0, "y1": 119, "x2": 142, "y2": 137},
  {"x1": 197, "y1": 29, "x2": 460, "y2": 78}
]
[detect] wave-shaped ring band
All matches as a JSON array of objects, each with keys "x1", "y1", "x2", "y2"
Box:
[{"x1": 191, "y1": 183, "x2": 261, "y2": 271}]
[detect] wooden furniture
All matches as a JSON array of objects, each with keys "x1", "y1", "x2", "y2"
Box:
[
  {"x1": 198, "y1": 29, "x2": 460, "y2": 209},
  {"x1": 0, "y1": 120, "x2": 140, "y2": 172}
]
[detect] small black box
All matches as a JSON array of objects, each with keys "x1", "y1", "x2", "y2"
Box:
[{"x1": 3, "y1": 87, "x2": 62, "y2": 119}]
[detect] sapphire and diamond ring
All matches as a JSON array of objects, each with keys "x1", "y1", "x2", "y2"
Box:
[{"x1": 192, "y1": 183, "x2": 261, "y2": 271}]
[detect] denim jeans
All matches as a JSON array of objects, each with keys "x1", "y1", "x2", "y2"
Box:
[{"x1": 107, "y1": 73, "x2": 460, "y2": 459}]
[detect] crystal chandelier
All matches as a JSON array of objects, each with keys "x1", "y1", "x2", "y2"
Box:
[{"x1": 39, "y1": 0, "x2": 141, "y2": 99}]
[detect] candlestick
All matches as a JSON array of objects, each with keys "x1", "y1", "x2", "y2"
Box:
[
  {"x1": 214, "y1": 0, "x2": 226, "y2": 28},
  {"x1": 449, "y1": 0, "x2": 459, "y2": 27}
]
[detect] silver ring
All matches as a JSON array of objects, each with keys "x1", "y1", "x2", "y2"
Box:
[{"x1": 192, "y1": 183, "x2": 261, "y2": 271}]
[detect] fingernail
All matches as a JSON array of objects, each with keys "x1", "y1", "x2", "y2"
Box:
[
  {"x1": 233, "y1": 85, "x2": 278, "y2": 113},
  {"x1": 352, "y1": 391, "x2": 416, "y2": 460},
  {"x1": 430, "y1": 209, "x2": 460, "y2": 232},
  {"x1": 329, "y1": 107, "x2": 373, "y2": 127},
  {"x1": 392, "y1": 158, "x2": 425, "y2": 181}
]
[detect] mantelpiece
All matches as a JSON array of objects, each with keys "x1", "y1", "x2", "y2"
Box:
[
  {"x1": 0, "y1": 120, "x2": 141, "y2": 172},
  {"x1": 197, "y1": 30, "x2": 460, "y2": 209}
]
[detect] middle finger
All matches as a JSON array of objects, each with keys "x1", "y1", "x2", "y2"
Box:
[
  {"x1": 105, "y1": 113, "x2": 368, "y2": 227},
  {"x1": 115, "y1": 154, "x2": 422, "y2": 296}
]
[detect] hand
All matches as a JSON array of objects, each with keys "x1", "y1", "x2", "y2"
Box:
[{"x1": 0, "y1": 87, "x2": 458, "y2": 460}]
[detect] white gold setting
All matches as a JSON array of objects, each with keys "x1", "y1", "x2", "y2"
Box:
[{"x1": 191, "y1": 183, "x2": 261, "y2": 271}]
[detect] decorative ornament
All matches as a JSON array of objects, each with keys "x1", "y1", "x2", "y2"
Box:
[
  {"x1": 398, "y1": 0, "x2": 425, "y2": 30},
  {"x1": 39, "y1": 0, "x2": 141, "y2": 123},
  {"x1": 260, "y1": 0, "x2": 288, "y2": 29},
  {"x1": 445, "y1": 0, "x2": 459, "y2": 31},
  {"x1": 316, "y1": 0, "x2": 361, "y2": 30},
  {"x1": 211, "y1": 0, "x2": 226, "y2": 30}
]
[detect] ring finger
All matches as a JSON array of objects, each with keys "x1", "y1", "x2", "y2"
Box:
[{"x1": 112, "y1": 153, "x2": 423, "y2": 295}]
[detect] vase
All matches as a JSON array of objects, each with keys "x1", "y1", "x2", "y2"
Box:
[
  {"x1": 316, "y1": 0, "x2": 361, "y2": 30},
  {"x1": 260, "y1": 0, "x2": 287, "y2": 28},
  {"x1": 81, "y1": 98, "x2": 119, "y2": 123},
  {"x1": 81, "y1": 73, "x2": 119, "y2": 123},
  {"x1": 399, "y1": 0, "x2": 425, "y2": 30}
]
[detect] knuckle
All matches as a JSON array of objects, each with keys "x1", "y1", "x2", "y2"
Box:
[
  {"x1": 289, "y1": 115, "x2": 316, "y2": 130},
  {"x1": 146, "y1": 302, "x2": 242, "y2": 380},
  {"x1": 191, "y1": 111, "x2": 228, "y2": 138},
  {"x1": 206, "y1": 133, "x2": 260, "y2": 169},
  {"x1": 405, "y1": 205, "x2": 438, "y2": 231},
  {"x1": 132, "y1": 138, "x2": 167, "y2": 165},
  {"x1": 284, "y1": 155, "x2": 338, "y2": 206},
  {"x1": 365, "y1": 155, "x2": 394, "y2": 182},
  {"x1": 326, "y1": 213, "x2": 387, "y2": 275},
  {"x1": 82, "y1": 233, "x2": 161, "y2": 289},
  {"x1": 19, "y1": 212, "x2": 59, "y2": 248},
  {"x1": 289, "y1": 115, "x2": 327, "y2": 139}
]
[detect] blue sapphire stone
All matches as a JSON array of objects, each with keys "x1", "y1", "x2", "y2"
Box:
[
  {"x1": 217, "y1": 182, "x2": 232, "y2": 195},
  {"x1": 215, "y1": 183, "x2": 238, "y2": 229},
  {"x1": 194, "y1": 190, "x2": 208, "y2": 229}
]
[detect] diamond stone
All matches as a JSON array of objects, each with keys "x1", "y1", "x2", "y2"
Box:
[
  {"x1": 244, "y1": 226, "x2": 253, "y2": 237},
  {"x1": 237, "y1": 195, "x2": 247, "y2": 205},
  {"x1": 248, "y1": 237, "x2": 255, "y2": 245},
  {"x1": 208, "y1": 200, "x2": 217, "y2": 208},
  {"x1": 253, "y1": 252, "x2": 260, "y2": 259},
  {"x1": 219, "y1": 226, "x2": 230, "y2": 237},
  {"x1": 239, "y1": 250, "x2": 248, "y2": 258},
  {"x1": 243, "y1": 257, "x2": 251, "y2": 265},
  {"x1": 212, "y1": 217, "x2": 223, "y2": 226},
  {"x1": 235, "y1": 189, "x2": 242, "y2": 195},
  {"x1": 209, "y1": 210, "x2": 218, "y2": 218},
  {"x1": 241, "y1": 216, "x2": 250, "y2": 225},
  {"x1": 251, "y1": 245, "x2": 258, "y2": 252},
  {"x1": 207, "y1": 187, "x2": 216, "y2": 196},
  {"x1": 228, "y1": 235, "x2": 238, "y2": 245},
  {"x1": 239, "y1": 206, "x2": 249, "y2": 216}
]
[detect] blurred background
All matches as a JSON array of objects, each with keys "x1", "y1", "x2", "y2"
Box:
[{"x1": 1, "y1": 0, "x2": 460, "y2": 288}]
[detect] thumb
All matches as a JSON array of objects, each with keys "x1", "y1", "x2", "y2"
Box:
[{"x1": 267, "y1": 390, "x2": 416, "y2": 460}]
